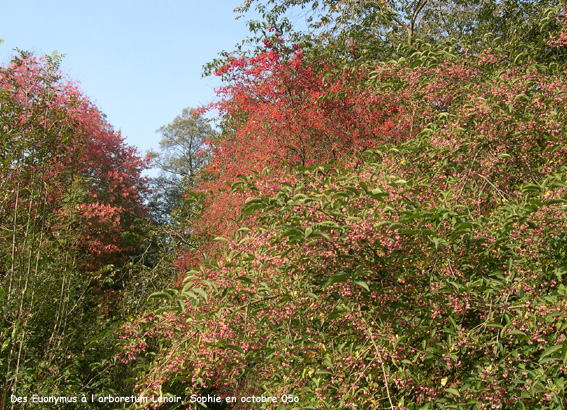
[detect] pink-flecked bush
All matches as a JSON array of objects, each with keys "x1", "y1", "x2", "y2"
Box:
[{"x1": 120, "y1": 8, "x2": 567, "y2": 409}]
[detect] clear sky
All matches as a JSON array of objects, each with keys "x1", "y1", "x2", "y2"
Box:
[{"x1": 0, "y1": 0, "x2": 259, "y2": 174}]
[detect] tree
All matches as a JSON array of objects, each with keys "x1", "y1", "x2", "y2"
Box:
[
  {"x1": 120, "y1": 4, "x2": 567, "y2": 408},
  {"x1": 227, "y1": 0, "x2": 560, "y2": 65},
  {"x1": 0, "y1": 52, "x2": 149, "y2": 407},
  {"x1": 147, "y1": 108, "x2": 216, "y2": 224}
]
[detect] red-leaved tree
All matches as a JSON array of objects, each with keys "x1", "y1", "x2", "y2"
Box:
[
  {"x1": 0, "y1": 54, "x2": 149, "y2": 269},
  {"x1": 0, "y1": 53, "x2": 149, "y2": 404},
  {"x1": 193, "y1": 40, "x2": 411, "y2": 241}
]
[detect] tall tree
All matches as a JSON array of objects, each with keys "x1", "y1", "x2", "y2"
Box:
[
  {"x1": 228, "y1": 0, "x2": 560, "y2": 64},
  {"x1": 0, "y1": 52, "x2": 149, "y2": 407},
  {"x1": 147, "y1": 108, "x2": 216, "y2": 224}
]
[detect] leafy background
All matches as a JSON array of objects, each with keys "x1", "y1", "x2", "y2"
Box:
[{"x1": 1, "y1": 1, "x2": 567, "y2": 409}]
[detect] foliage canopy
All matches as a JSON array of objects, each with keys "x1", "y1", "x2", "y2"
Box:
[{"x1": 120, "y1": 2, "x2": 567, "y2": 409}]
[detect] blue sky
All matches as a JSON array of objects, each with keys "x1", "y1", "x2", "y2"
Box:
[{"x1": 0, "y1": 0, "x2": 260, "y2": 174}]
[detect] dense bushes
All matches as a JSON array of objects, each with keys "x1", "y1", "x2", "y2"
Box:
[
  {"x1": 119, "y1": 6, "x2": 567, "y2": 409},
  {"x1": 3, "y1": 2, "x2": 565, "y2": 410}
]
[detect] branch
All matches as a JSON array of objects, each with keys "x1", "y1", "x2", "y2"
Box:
[{"x1": 409, "y1": 0, "x2": 429, "y2": 39}]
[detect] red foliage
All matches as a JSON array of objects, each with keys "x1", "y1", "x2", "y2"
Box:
[
  {"x1": 0, "y1": 55, "x2": 149, "y2": 269},
  {"x1": 196, "y1": 43, "x2": 411, "y2": 239},
  {"x1": 210, "y1": 44, "x2": 407, "y2": 176}
]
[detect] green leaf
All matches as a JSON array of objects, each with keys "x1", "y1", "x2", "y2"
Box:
[
  {"x1": 521, "y1": 184, "x2": 542, "y2": 193},
  {"x1": 282, "y1": 228, "x2": 304, "y2": 240},
  {"x1": 444, "y1": 388, "x2": 460, "y2": 397},
  {"x1": 354, "y1": 280, "x2": 370, "y2": 292},
  {"x1": 325, "y1": 273, "x2": 349, "y2": 286},
  {"x1": 388, "y1": 223, "x2": 405, "y2": 231},
  {"x1": 514, "y1": 93, "x2": 530, "y2": 102},
  {"x1": 539, "y1": 343, "x2": 563, "y2": 363},
  {"x1": 240, "y1": 203, "x2": 265, "y2": 219},
  {"x1": 149, "y1": 291, "x2": 173, "y2": 300},
  {"x1": 305, "y1": 226, "x2": 313, "y2": 238},
  {"x1": 192, "y1": 288, "x2": 208, "y2": 301},
  {"x1": 182, "y1": 289, "x2": 198, "y2": 300}
]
